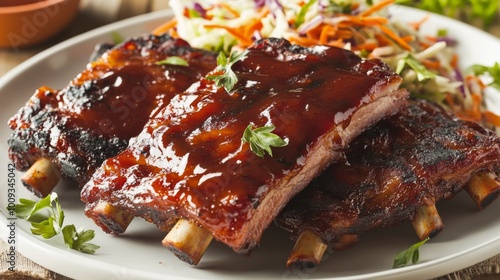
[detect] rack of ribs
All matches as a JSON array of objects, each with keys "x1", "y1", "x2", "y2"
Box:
[
  {"x1": 275, "y1": 99, "x2": 500, "y2": 268},
  {"x1": 7, "y1": 34, "x2": 217, "y2": 197},
  {"x1": 81, "y1": 38, "x2": 409, "y2": 264}
]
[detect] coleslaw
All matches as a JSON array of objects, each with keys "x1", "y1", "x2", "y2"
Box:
[{"x1": 155, "y1": 0, "x2": 500, "y2": 130}]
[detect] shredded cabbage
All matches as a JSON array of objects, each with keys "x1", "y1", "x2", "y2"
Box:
[{"x1": 167, "y1": 0, "x2": 500, "y2": 128}]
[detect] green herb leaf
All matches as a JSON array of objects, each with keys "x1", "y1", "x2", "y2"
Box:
[
  {"x1": 468, "y1": 62, "x2": 500, "y2": 91},
  {"x1": 31, "y1": 217, "x2": 58, "y2": 239},
  {"x1": 242, "y1": 124, "x2": 288, "y2": 157},
  {"x1": 15, "y1": 193, "x2": 99, "y2": 254},
  {"x1": 62, "y1": 225, "x2": 100, "y2": 254},
  {"x1": 15, "y1": 193, "x2": 64, "y2": 239},
  {"x1": 111, "y1": 32, "x2": 124, "y2": 45},
  {"x1": 393, "y1": 237, "x2": 430, "y2": 268},
  {"x1": 156, "y1": 56, "x2": 190, "y2": 66},
  {"x1": 396, "y1": 55, "x2": 436, "y2": 82},
  {"x1": 295, "y1": 0, "x2": 317, "y2": 28},
  {"x1": 207, "y1": 50, "x2": 248, "y2": 93},
  {"x1": 14, "y1": 198, "x2": 41, "y2": 220}
]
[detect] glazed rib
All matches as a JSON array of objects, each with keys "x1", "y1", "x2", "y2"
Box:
[
  {"x1": 7, "y1": 34, "x2": 217, "y2": 196},
  {"x1": 82, "y1": 38, "x2": 408, "y2": 255},
  {"x1": 276, "y1": 99, "x2": 500, "y2": 267}
]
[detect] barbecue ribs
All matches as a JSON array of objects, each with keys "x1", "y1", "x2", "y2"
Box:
[
  {"x1": 81, "y1": 38, "x2": 409, "y2": 257},
  {"x1": 276, "y1": 99, "x2": 500, "y2": 267},
  {"x1": 7, "y1": 34, "x2": 217, "y2": 196}
]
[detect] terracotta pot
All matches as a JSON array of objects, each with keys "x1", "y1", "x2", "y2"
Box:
[{"x1": 0, "y1": 0, "x2": 80, "y2": 49}]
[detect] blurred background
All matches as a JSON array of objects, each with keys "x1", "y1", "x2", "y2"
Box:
[{"x1": 0, "y1": 0, "x2": 169, "y2": 76}]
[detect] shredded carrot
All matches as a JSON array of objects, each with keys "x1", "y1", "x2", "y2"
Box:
[
  {"x1": 378, "y1": 25, "x2": 412, "y2": 51},
  {"x1": 408, "y1": 14, "x2": 430, "y2": 30},
  {"x1": 352, "y1": 42, "x2": 379, "y2": 52},
  {"x1": 204, "y1": 24, "x2": 253, "y2": 46},
  {"x1": 359, "y1": 0, "x2": 395, "y2": 17},
  {"x1": 450, "y1": 54, "x2": 459, "y2": 69},
  {"x1": 484, "y1": 111, "x2": 500, "y2": 127},
  {"x1": 470, "y1": 93, "x2": 483, "y2": 120},
  {"x1": 288, "y1": 36, "x2": 318, "y2": 47},
  {"x1": 218, "y1": 2, "x2": 240, "y2": 18},
  {"x1": 445, "y1": 93, "x2": 456, "y2": 106},
  {"x1": 338, "y1": 15, "x2": 389, "y2": 27},
  {"x1": 305, "y1": 28, "x2": 323, "y2": 42},
  {"x1": 466, "y1": 75, "x2": 487, "y2": 90},
  {"x1": 400, "y1": 35, "x2": 414, "y2": 43},
  {"x1": 319, "y1": 25, "x2": 337, "y2": 45},
  {"x1": 424, "y1": 35, "x2": 438, "y2": 43},
  {"x1": 203, "y1": 7, "x2": 269, "y2": 48},
  {"x1": 335, "y1": 29, "x2": 354, "y2": 40},
  {"x1": 374, "y1": 33, "x2": 393, "y2": 47},
  {"x1": 152, "y1": 18, "x2": 177, "y2": 36},
  {"x1": 422, "y1": 60, "x2": 441, "y2": 70},
  {"x1": 327, "y1": 38, "x2": 346, "y2": 48}
]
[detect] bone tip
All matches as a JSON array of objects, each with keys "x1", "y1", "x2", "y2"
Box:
[
  {"x1": 161, "y1": 219, "x2": 213, "y2": 265},
  {"x1": 162, "y1": 241, "x2": 201, "y2": 265},
  {"x1": 465, "y1": 171, "x2": 500, "y2": 210},
  {"x1": 286, "y1": 257, "x2": 321, "y2": 269},
  {"x1": 21, "y1": 158, "x2": 60, "y2": 198},
  {"x1": 478, "y1": 191, "x2": 500, "y2": 210},
  {"x1": 87, "y1": 200, "x2": 134, "y2": 235},
  {"x1": 286, "y1": 229, "x2": 328, "y2": 268}
]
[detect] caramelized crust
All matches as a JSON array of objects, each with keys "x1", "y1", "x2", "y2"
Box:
[
  {"x1": 82, "y1": 38, "x2": 408, "y2": 253},
  {"x1": 276, "y1": 99, "x2": 500, "y2": 250},
  {"x1": 8, "y1": 34, "x2": 217, "y2": 186}
]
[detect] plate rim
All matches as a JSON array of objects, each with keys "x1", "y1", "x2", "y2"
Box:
[{"x1": 1, "y1": 6, "x2": 500, "y2": 280}]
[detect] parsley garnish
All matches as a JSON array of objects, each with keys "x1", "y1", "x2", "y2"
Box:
[
  {"x1": 396, "y1": 55, "x2": 436, "y2": 82},
  {"x1": 207, "y1": 50, "x2": 248, "y2": 93},
  {"x1": 468, "y1": 62, "x2": 500, "y2": 91},
  {"x1": 242, "y1": 124, "x2": 288, "y2": 157},
  {"x1": 393, "y1": 237, "x2": 430, "y2": 268},
  {"x1": 111, "y1": 32, "x2": 124, "y2": 45},
  {"x1": 62, "y1": 225, "x2": 100, "y2": 254},
  {"x1": 14, "y1": 193, "x2": 99, "y2": 254},
  {"x1": 156, "y1": 56, "x2": 189, "y2": 66}
]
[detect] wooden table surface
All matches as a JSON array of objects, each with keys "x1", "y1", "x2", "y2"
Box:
[{"x1": 1, "y1": 1, "x2": 500, "y2": 280}]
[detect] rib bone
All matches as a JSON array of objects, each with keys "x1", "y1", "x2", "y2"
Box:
[
  {"x1": 21, "y1": 158, "x2": 60, "y2": 198},
  {"x1": 287, "y1": 229, "x2": 327, "y2": 268},
  {"x1": 162, "y1": 219, "x2": 213, "y2": 265},
  {"x1": 88, "y1": 200, "x2": 134, "y2": 235},
  {"x1": 465, "y1": 172, "x2": 500, "y2": 210},
  {"x1": 411, "y1": 204, "x2": 444, "y2": 240}
]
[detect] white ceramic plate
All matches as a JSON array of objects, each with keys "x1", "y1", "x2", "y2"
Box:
[{"x1": 1, "y1": 7, "x2": 500, "y2": 280}]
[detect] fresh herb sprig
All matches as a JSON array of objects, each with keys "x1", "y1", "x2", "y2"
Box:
[
  {"x1": 393, "y1": 237, "x2": 430, "y2": 268},
  {"x1": 207, "y1": 50, "x2": 248, "y2": 93},
  {"x1": 242, "y1": 124, "x2": 288, "y2": 157},
  {"x1": 111, "y1": 31, "x2": 124, "y2": 45},
  {"x1": 13, "y1": 193, "x2": 99, "y2": 254}
]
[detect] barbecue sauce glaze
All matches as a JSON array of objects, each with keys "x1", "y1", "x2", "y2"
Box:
[
  {"x1": 8, "y1": 34, "x2": 216, "y2": 184},
  {"x1": 276, "y1": 99, "x2": 500, "y2": 250},
  {"x1": 82, "y1": 38, "x2": 404, "y2": 251}
]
